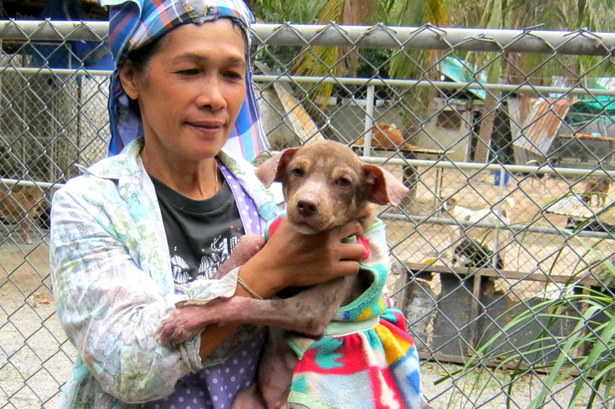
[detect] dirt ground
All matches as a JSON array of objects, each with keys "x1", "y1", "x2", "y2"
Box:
[
  {"x1": 0, "y1": 242, "x2": 73, "y2": 409},
  {"x1": 1, "y1": 165, "x2": 613, "y2": 408}
]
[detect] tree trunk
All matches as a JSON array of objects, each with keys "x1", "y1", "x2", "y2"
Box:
[
  {"x1": 474, "y1": 95, "x2": 498, "y2": 162},
  {"x1": 340, "y1": 0, "x2": 377, "y2": 75}
]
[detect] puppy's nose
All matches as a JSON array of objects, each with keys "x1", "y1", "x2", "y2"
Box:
[{"x1": 297, "y1": 200, "x2": 318, "y2": 218}]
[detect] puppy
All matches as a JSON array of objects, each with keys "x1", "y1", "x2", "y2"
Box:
[
  {"x1": 452, "y1": 238, "x2": 503, "y2": 270},
  {"x1": 583, "y1": 176, "x2": 610, "y2": 208},
  {"x1": 442, "y1": 197, "x2": 515, "y2": 226},
  {"x1": 0, "y1": 185, "x2": 45, "y2": 244},
  {"x1": 158, "y1": 141, "x2": 422, "y2": 409}
]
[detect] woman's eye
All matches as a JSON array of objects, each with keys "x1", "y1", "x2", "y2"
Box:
[
  {"x1": 176, "y1": 69, "x2": 199, "y2": 76},
  {"x1": 290, "y1": 168, "x2": 304, "y2": 177},
  {"x1": 224, "y1": 71, "x2": 244, "y2": 81},
  {"x1": 336, "y1": 177, "x2": 352, "y2": 187}
]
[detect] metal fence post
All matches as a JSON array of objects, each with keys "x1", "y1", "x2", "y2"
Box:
[{"x1": 362, "y1": 84, "x2": 375, "y2": 157}]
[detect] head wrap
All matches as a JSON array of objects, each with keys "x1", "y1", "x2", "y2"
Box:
[{"x1": 102, "y1": 0, "x2": 268, "y2": 161}]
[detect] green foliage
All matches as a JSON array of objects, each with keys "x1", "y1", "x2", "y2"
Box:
[{"x1": 252, "y1": 0, "x2": 328, "y2": 23}]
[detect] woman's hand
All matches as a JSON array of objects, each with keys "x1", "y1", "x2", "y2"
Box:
[{"x1": 238, "y1": 218, "x2": 365, "y2": 297}]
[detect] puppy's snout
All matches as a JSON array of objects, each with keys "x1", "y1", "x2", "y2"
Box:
[{"x1": 297, "y1": 200, "x2": 318, "y2": 218}]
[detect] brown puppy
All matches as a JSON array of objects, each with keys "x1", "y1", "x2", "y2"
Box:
[
  {"x1": 0, "y1": 185, "x2": 45, "y2": 244},
  {"x1": 157, "y1": 140, "x2": 408, "y2": 408},
  {"x1": 583, "y1": 176, "x2": 611, "y2": 208}
]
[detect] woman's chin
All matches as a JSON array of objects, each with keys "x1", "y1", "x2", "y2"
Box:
[
  {"x1": 182, "y1": 135, "x2": 227, "y2": 159},
  {"x1": 187, "y1": 146, "x2": 224, "y2": 160}
]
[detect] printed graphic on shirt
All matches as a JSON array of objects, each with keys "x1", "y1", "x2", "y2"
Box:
[
  {"x1": 198, "y1": 234, "x2": 242, "y2": 279},
  {"x1": 169, "y1": 222, "x2": 244, "y2": 285},
  {"x1": 170, "y1": 253, "x2": 191, "y2": 285},
  {"x1": 152, "y1": 175, "x2": 245, "y2": 287}
]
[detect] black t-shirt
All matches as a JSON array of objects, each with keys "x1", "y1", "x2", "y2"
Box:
[{"x1": 152, "y1": 177, "x2": 245, "y2": 285}]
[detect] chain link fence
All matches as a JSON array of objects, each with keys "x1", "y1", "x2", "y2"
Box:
[{"x1": 1, "y1": 19, "x2": 614, "y2": 408}]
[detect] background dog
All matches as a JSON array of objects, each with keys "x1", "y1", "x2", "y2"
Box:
[
  {"x1": 356, "y1": 121, "x2": 407, "y2": 149},
  {"x1": 582, "y1": 176, "x2": 611, "y2": 208},
  {"x1": 442, "y1": 197, "x2": 515, "y2": 226},
  {"x1": 0, "y1": 185, "x2": 46, "y2": 244},
  {"x1": 452, "y1": 237, "x2": 504, "y2": 270},
  {"x1": 451, "y1": 237, "x2": 503, "y2": 299}
]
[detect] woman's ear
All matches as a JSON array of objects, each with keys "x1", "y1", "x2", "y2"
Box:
[{"x1": 119, "y1": 63, "x2": 140, "y2": 100}]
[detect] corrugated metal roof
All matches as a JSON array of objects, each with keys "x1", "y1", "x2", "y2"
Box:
[{"x1": 508, "y1": 96, "x2": 576, "y2": 156}]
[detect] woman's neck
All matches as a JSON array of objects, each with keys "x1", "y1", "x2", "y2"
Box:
[{"x1": 141, "y1": 148, "x2": 221, "y2": 200}]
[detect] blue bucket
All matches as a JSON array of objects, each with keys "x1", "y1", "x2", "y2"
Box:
[{"x1": 492, "y1": 169, "x2": 511, "y2": 186}]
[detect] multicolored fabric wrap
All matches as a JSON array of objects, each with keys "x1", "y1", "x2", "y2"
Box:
[
  {"x1": 102, "y1": 0, "x2": 268, "y2": 161},
  {"x1": 267, "y1": 217, "x2": 422, "y2": 409}
]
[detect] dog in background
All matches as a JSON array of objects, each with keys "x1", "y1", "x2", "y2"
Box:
[
  {"x1": 520, "y1": 159, "x2": 548, "y2": 187},
  {"x1": 451, "y1": 238, "x2": 502, "y2": 299},
  {"x1": 356, "y1": 121, "x2": 407, "y2": 149},
  {"x1": 582, "y1": 176, "x2": 611, "y2": 208},
  {"x1": 452, "y1": 237, "x2": 504, "y2": 270},
  {"x1": 518, "y1": 158, "x2": 560, "y2": 185},
  {"x1": 0, "y1": 185, "x2": 46, "y2": 244},
  {"x1": 442, "y1": 197, "x2": 515, "y2": 226}
]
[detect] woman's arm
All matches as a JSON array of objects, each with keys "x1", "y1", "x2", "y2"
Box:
[
  {"x1": 50, "y1": 181, "x2": 201, "y2": 404},
  {"x1": 196, "y1": 217, "x2": 366, "y2": 359}
]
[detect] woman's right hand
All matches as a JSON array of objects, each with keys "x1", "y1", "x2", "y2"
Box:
[{"x1": 238, "y1": 218, "x2": 365, "y2": 297}]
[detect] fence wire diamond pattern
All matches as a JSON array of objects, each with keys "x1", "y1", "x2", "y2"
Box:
[{"x1": 0, "y1": 20, "x2": 614, "y2": 409}]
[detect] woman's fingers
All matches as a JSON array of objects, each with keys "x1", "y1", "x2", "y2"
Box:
[
  {"x1": 336, "y1": 260, "x2": 362, "y2": 276},
  {"x1": 333, "y1": 220, "x2": 364, "y2": 241},
  {"x1": 254, "y1": 217, "x2": 368, "y2": 288},
  {"x1": 337, "y1": 241, "x2": 366, "y2": 262}
]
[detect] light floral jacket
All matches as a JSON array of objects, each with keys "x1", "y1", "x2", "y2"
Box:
[{"x1": 50, "y1": 139, "x2": 280, "y2": 408}]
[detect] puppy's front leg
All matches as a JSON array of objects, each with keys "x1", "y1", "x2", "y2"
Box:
[
  {"x1": 158, "y1": 275, "x2": 357, "y2": 345},
  {"x1": 252, "y1": 275, "x2": 356, "y2": 337},
  {"x1": 157, "y1": 235, "x2": 265, "y2": 345}
]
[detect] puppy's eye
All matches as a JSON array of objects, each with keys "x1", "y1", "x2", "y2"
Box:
[
  {"x1": 336, "y1": 177, "x2": 352, "y2": 187},
  {"x1": 290, "y1": 168, "x2": 304, "y2": 177}
]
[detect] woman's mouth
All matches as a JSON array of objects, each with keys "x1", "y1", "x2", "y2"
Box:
[{"x1": 187, "y1": 121, "x2": 225, "y2": 135}]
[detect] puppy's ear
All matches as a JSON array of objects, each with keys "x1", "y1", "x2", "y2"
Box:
[
  {"x1": 363, "y1": 164, "x2": 408, "y2": 206},
  {"x1": 255, "y1": 147, "x2": 300, "y2": 187}
]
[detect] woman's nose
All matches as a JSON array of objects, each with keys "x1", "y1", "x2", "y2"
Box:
[{"x1": 196, "y1": 75, "x2": 226, "y2": 111}]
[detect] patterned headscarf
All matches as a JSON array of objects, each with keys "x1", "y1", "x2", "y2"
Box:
[{"x1": 102, "y1": 0, "x2": 268, "y2": 161}]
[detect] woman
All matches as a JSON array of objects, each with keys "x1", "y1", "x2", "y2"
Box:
[{"x1": 49, "y1": 1, "x2": 365, "y2": 408}]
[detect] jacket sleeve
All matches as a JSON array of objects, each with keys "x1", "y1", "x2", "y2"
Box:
[
  {"x1": 363, "y1": 217, "x2": 390, "y2": 275},
  {"x1": 50, "y1": 179, "x2": 207, "y2": 404}
]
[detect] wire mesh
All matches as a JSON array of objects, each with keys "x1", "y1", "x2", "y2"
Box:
[{"x1": 0, "y1": 20, "x2": 614, "y2": 409}]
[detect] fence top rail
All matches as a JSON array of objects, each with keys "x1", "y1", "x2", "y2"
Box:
[{"x1": 1, "y1": 20, "x2": 614, "y2": 56}]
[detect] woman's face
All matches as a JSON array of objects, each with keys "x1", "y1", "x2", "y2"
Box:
[{"x1": 121, "y1": 19, "x2": 247, "y2": 162}]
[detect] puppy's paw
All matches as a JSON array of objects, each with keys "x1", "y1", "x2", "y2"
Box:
[{"x1": 156, "y1": 306, "x2": 210, "y2": 345}]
